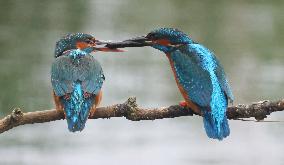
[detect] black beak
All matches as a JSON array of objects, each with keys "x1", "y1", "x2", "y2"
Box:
[
  {"x1": 105, "y1": 36, "x2": 152, "y2": 49},
  {"x1": 93, "y1": 39, "x2": 126, "y2": 52}
]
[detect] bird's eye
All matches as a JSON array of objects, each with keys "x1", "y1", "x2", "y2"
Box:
[
  {"x1": 85, "y1": 38, "x2": 93, "y2": 44},
  {"x1": 146, "y1": 33, "x2": 157, "y2": 40}
]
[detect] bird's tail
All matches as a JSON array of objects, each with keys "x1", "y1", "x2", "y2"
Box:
[
  {"x1": 202, "y1": 109, "x2": 230, "y2": 140},
  {"x1": 61, "y1": 81, "x2": 95, "y2": 132}
]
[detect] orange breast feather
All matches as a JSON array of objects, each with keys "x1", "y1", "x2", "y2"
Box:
[{"x1": 166, "y1": 54, "x2": 200, "y2": 114}]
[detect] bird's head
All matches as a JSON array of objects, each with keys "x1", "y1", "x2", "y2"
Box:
[
  {"x1": 105, "y1": 28, "x2": 193, "y2": 53},
  {"x1": 55, "y1": 33, "x2": 124, "y2": 57}
]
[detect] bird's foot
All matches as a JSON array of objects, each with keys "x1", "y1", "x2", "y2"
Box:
[
  {"x1": 63, "y1": 94, "x2": 70, "y2": 100},
  {"x1": 179, "y1": 100, "x2": 201, "y2": 114},
  {"x1": 84, "y1": 92, "x2": 92, "y2": 98},
  {"x1": 179, "y1": 101, "x2": 188, "y2": 107}
]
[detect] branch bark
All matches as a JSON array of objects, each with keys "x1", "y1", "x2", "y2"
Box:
[{"x1": 1, "y1": 97, "x2": 284, "y2": 134}]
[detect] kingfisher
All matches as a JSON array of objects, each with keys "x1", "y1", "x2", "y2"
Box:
[
  {"x1": 106, "y1": 28, "x2": 234, "y2": 140},
  {"x1": 51, "y1": 33, "x2": 123, "y2": 132}
]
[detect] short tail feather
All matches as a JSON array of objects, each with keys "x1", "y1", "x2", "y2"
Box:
[
  {"x1": 61, "y1": 81, "x2": 95, "y2": 132},
  {"x1": 202, "y1": 110, "x2": 230, "y2": 140}
]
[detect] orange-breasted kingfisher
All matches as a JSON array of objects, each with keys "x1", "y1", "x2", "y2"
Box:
[
  {"x1": 106, "y1": 28, "x2": 234, "y2": 140},
  {"x1": 52, "y1": 33, "x2": 123, "y2": 132}
]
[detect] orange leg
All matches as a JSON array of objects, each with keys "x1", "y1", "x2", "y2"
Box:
[
  {"x1": 179, "y1": 101, "x2": 188, "y2": 107},
  {"x1": 89, "y1": 90, "x2": 102, "y2": 118},
  {"x1": 179, "y1": 100, "x2": 201, "y2": 114}
]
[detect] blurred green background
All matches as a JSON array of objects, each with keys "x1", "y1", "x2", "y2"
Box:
[{"x1": 0, "y1": 0, "x2": 283, "y2": 165}]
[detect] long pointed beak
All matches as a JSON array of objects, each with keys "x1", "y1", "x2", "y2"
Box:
[
  {"x1": 104, "y1": 36, "x2": 153, "y2": 49},
  {"x1": 93, "y1": 39, "x2": 126, "y2": 52}
]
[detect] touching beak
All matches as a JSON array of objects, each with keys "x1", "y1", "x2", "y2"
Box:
[
  {"x1": 92, "y1": 39, "x2": 126, "y2": 52},
  {"x1": 104, "y1": 36, "x2": 153, "y2": 49}
]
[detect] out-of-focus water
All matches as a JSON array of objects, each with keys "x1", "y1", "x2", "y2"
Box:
[{"x1": 0, "y1": 0, "x2": 284, "y2": 165}]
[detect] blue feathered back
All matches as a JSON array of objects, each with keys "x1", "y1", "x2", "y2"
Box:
[
  {"x1": 51, "y1": 49, "x2": 105, "y2": 132},
  {"x1": 147, "y1": 28, "x2": 233, "y2": 140},
  {"x1": 168, "y1": 44, "x2": 233, "y2": 140}
]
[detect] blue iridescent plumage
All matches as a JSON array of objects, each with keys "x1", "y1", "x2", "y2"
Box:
[
  {"x1": 60, "y1": 81, "x2": 95, "y2": 131},
  {"x1": 144, "y1": 28, "x2": 234, "y2": 140},
  {"x1": 54, "y1": 33, "x2": 94, "y2": 58},
  {"x1": 51, "y1": 49, "x2": 104, "y2": 132},
  {"x1": 51, "y1": 33, "x2": 126, "y2": 132}
]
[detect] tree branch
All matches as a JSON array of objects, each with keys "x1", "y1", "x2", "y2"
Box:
[{"x1": 1, "y1": 97, "x2": 284, "y2": 134}]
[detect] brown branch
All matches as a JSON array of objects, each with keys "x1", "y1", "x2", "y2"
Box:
[{"x1": 1, "y1": 97, "x2": 284, "y2": 134}]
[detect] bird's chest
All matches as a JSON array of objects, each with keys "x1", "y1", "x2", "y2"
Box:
[
  {"x1": 166, "y1": 52, "x2": 194, "y2": 97},
  {"x1": 166, "y1": 50, "x2": 213, "y2": 93}
]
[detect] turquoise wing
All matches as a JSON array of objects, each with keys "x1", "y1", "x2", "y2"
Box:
[
  {"x1": 214, "y1": 59, "x2": 234, "y2": 103},
  {"x1": 175, "y1": 44, "x2": 232, "y2": 139},
  {"x1": 174, "y1": 44, "x2": 234, "y2": 106},
  {"x1": 170, "y1": 48, "x2": 213, "y2": 107},
  {"x1": 51, "y1": 53, "x2": 105, "y2": 96}
]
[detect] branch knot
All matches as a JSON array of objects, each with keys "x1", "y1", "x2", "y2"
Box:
[
  {"x1": 10, "y1": 108, "x2": 23, "y2": 122},
  {"x1": 124, "y1": 97, "x2": 140, "y2": 120}
]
